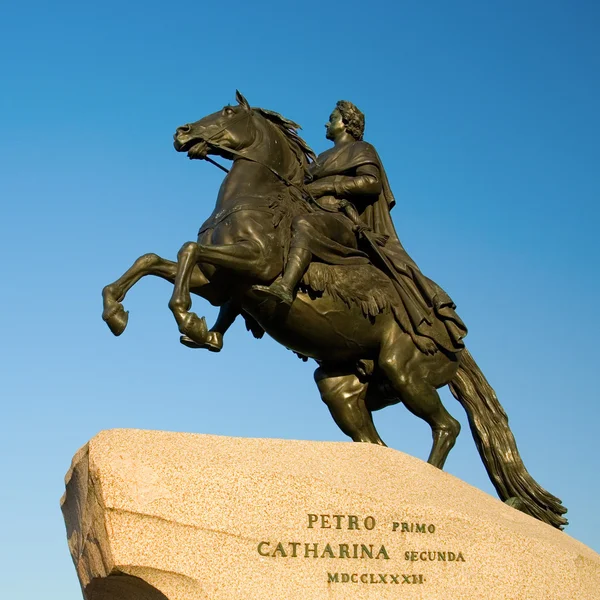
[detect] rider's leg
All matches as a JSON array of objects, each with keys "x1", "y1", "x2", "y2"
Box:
[
  {"x1": 251, "y1": 214, "x2": 323, "y2": 306},
  {"x1": 378, "y1": 322, "x2": 460, "y2": 469},
  {"x1": 280, "y1": 247, "x2": 312, "y2": 290},
  {"x1": 252, "y1": 246, "x2": 312, "y2": 306},
  {"x1": 314, "y1": 365, "x2": 386, "y2": 445},
  {"x1": 253, "y1": 211, "x2": 362, "y2": 306}
]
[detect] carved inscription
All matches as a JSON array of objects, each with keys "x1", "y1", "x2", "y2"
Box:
[
  {"x1": 255, "y1": 513, "x2": 466, "y2": 586},
  {"x1": 392, "y1": 522, "x2": 436, "y2": 533},
  {"x1": 405, "y1": 550, "x2": 465, "y2": 562},
  {"x1": 258, "y1": 542, "x2": 389, "y2": 559},
  {"x1": 327, "y1": 573, "x2": 425, "y2": 585},
  {"x1": 308, "y1": 514, "x2": 376, "y2": 530}
]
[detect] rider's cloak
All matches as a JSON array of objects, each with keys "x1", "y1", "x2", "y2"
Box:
[{"x1": 309, "y1": 141, "x2": 467, "y2": 354}]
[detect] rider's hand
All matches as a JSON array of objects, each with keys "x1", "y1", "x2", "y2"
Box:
[
  {"x1": 188, "y1": 140, "x2": 209, "y2": 160},
  {"x1": 355, "y1": 225, "x2": 389, "y2": 247},
  {"x1": 306, "y1": 180, "x2": 333, "y2": 198},
  {"x1": 372, "y1": 232, "x2": 389, "y2": 246}
]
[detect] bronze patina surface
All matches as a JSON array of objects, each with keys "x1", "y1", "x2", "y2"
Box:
[{"x1": 102, "y1": 92, "x2": 567, "y2": 529}]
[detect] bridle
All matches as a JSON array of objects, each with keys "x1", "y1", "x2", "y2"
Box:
[{"x1": 195, "y1": 108, "x2": 313, "y2": 202}]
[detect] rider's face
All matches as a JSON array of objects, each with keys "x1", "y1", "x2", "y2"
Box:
[{"x1": 325, "y1": 108, "x2": 346, "y2": 141}]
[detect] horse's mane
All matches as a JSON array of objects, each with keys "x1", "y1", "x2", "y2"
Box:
[{"x1": 254, "y1": 108, "x2": 317, "y2": 183}]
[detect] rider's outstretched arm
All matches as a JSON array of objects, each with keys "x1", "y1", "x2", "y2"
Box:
[{"x1": 306, "y1": 164, "x2": 382, "y2": 206}]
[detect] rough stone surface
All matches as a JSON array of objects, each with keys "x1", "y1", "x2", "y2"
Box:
[{"x1": 62, "y1": 429, "x2": 600, "y2": 599}]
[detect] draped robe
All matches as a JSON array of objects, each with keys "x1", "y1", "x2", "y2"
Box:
[{"x1": 298, "y1": 140, "x2": 467, "y2": 354}]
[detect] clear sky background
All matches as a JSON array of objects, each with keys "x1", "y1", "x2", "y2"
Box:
[{"x1": 1, "y1": 1, "x2": 599, "y2": 597}]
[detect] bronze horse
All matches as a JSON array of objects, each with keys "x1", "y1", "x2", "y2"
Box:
[{"x1": 102, "y1": 92, "x2": 567, "y2": 529}]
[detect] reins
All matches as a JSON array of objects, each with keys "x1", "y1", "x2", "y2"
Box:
[
  {"x1": 198, "y1": 110, "x2": 313, "y2": 202},
  {"x1": 204, "y1": 156, "x2": 230, "y2": 174}
]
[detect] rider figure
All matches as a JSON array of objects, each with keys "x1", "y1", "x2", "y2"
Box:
[
  {"x1": 254, "y1": 100, "x2": 467, "y2": 355},
  {"x1": 253, "y1": 100, "x2": 384, "y2": 306},
  {"x1": 197, "y1": 100, "x2": 466, "y2": 355}
]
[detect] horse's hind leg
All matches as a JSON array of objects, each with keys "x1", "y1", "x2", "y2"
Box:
[
  {"x1": 315, "y1": 365, "x2": 385, "y2": 445},
  {"x1": 102, "y1": 253, "x2": 208, "y2": 336},
  {"x1": 378, "y1": 325, "x2": 460, "y2": 469}
]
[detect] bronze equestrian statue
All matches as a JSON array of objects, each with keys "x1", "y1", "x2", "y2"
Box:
[{"x1": 101, "y1": 91, "x2": 567, "y2": 529}]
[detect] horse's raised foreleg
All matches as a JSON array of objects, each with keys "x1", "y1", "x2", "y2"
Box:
[
  {"x1": 168, "y1": 242, "x2": 209, "y2": 345},
  {"x1": 378, "y1": 324, "x2": 461, "y2": 469},
  {"x1": 169, "y1": 238, "x2": 277, "y2": 346},
  {"x1": 315, "y1": 365, "x2": 386, "y2": 445},
  {"x1": 102, "y1": 253, "x2": 209, "y2": 336}
]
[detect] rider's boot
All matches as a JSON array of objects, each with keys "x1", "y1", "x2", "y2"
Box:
[{"x1": 252, "y1": 247, "x2": 312, "y2": 308}]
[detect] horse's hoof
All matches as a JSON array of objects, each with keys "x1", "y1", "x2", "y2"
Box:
[
  {"x1": 179, "y1": 331, "x2": 223, "y2": 352},
  {"x1": 179, "y1": 312, "x2": 208, "y2": 345},
  {"x1": 204, "y1": 331, "x2": 223, "y2": 352},
  {"x1": 102, "y1": 303, "x2": 129, "y2": 336},
  {"x1": 180, "y1": 335, "x2": 202, "y2": 349}
]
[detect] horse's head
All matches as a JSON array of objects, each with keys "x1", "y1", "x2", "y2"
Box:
[
  {"x1": 173, "y1": 91, "x2": 255, "y2": 160},
  {"x1": 174, "y1": 91, "x2": 316, "y2": 188}
]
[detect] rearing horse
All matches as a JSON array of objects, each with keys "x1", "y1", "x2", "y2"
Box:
[{"x1": 101, "y1": 91, "x2": 567, "y2": 529}]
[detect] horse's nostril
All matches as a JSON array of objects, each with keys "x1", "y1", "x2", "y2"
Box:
[{"x1": 178, "y1": 124, "x2": 191, "y2": 133}]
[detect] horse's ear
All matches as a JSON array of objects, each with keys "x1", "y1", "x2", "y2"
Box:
[{"x1": 236, "y1": 90, "x2": 251, "y2": 111}]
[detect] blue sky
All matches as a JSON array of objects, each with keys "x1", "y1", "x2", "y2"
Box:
[{"x1": 1, "y1": 1, "x2": 599, "y2": 597}]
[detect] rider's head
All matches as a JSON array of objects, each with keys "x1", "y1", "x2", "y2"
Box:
[{"x1": 336, "y1": 100, "x2": 365, "y2": 141}]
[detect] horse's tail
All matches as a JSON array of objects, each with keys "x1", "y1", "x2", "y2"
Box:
[{"x1": 448, "y1": 348, "x2": 568, "y2": 529}]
